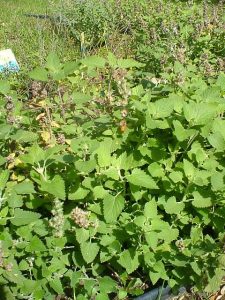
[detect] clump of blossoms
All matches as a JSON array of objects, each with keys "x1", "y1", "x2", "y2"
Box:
[
  {"x1": 49, "y1": 198, "x2": 64, "y2": 238},
  {"x1": 70, "y1": 207, "x2": 98, "y2": 229}
]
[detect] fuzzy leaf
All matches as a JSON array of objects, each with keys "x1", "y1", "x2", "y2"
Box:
[
  {"x1": 72, "y1": 92, "x2": 92, "y2": 105},
  {"x1": 13, "y1": 181, "x2": 35, "y2": 194},
  {"x1": 69, "y1": 187, "x2": 89, "y2": 200},
  {"x1": 75, "y1": 159, "x2": 96, "y2": 173},
  {"x1": 192, "y1": 191, "x2": 212, "y2": 208},
  {"x1": 145, "y1": 231, "x2": 158, "y2": 250},
  {"x1": 99, "y1": 276, "x2": 117, "y2": 294},
  {"x1": 0, "y1": 80, "x2": 10, "y2": 94},
  {"x1": 29, "y1": 67, "x2": 48, "y2": 81},
  {"x1": 27, "y1": 235, "x2": 46, "y2": 252},
  {"x1": 20, "y1": 143, "x2": 45, "y2": 164},
  {"x1": 11, "y1": 130, "x2": 38, "y2": 143},
  {"x1": 173, "y1": 120, "x2": 190, "y2": 141},
  {"x1": 11, "y1": 209, "x2": 41, "y2": 226},
  {"x1": 183, "y1": 159, "x2": 195, "y2": 179},
  {"x1": 169, "y1": 171, "x2": 183, "y2": 183},
  {"x1": 208, "y1": 132, "x2": 225, "y2": 151},
  {"x1": 40, "y1": 175, "x2": 65, "y2": 200},
  {"x1": 118, "y1": 249, "x2": 139, "y2": 274},
  {"x1": 144, "y1": 199, "x2": 158, "y2": 219},
  {"x1": 76, "y1": 228, "x2": 89, "y2": 244},
  {"x1": 46, "y1": 52, "x2": 61, "y2": 73},
  {"x1": 117, "y1": 58, "x2": 143, "y2": 69},
  {"x1": 93, "y1": 186, "x2": 108, "y2": 199},
  {"x1": 149, "y1": 271, "x2": 161, "y2": 285},
  {"x1": 148, "y1": 162, "x2": 164, "y2": 178},
  {"x1": 164, "y1": 197, "x2": 185, "y2": 214},
  {"x1": 127, "y1": 169, "x2": 158, "y2": 189},
  {"x1": 103, "y1": 194, "x2": 124, "y2": 223},
  {"x1": 211, "y1": 172, "x2": 224, "y2": 191},
  {"x1": 183, "y1": 103, "x2": 217, "y2": 125},
  {"x1": 0, "y1": 170, "x2": 10, "y2": 190},
  {"x1": 49, "y1": 278, "x2": 64, "y2": 294},
  {"x1": 96, "y1": 141, "x2": 112, "y2": 167},
  {"x1": 80, "y1": 242, "x2": 99, "y2": 264},
  {"x1": 158, "y1": 228, "x2": 179, "y2": 243},
  {"x1": 81, "y1": 56, "x2": 106, "y2": 68}
]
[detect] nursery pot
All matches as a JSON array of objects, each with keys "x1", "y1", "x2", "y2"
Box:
[{"x1": 134, "y1": 285, "x2": 186, "y2": 300}]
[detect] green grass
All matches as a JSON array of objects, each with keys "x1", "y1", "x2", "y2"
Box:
[{"x1": 0, "y1": 0, "x2": 79, "y2": 71}]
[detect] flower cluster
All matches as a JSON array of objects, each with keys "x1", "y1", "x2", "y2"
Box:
[
  {"x1": 70, "y1": 207, "x2": 90, "y2": 228},
  {"x1": 49, "y1": 198, "x2": 64, "y2": 238}
]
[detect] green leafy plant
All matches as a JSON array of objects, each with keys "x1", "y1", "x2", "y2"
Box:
[{"x1": 0, "y1": 52, "x2": 224, "y2": 299}]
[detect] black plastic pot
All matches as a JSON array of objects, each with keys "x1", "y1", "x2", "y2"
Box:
[{"x1": 134, "y1": 285, "x2": 186, "y2": 300}]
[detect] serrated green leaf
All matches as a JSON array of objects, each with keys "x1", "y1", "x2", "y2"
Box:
[
  {"x1": 11, "y1": 130, "x2": 38, "y2": 143},
  {"x1": 118, "y1": 249, "x2": 139, "y2": 274},
  {"x1": 76, "y1": 228, "x2": 89, "y2": 244},
  {"x1": 192, "y1": 191, "x2": 212, "y2": 208},
  {"x1": 19, "y1": 260, "x2": 29, "y2": 271},
  {"x1": 158, "y1": 228, "x2": 179, "y2": 243},
  {"x1": 134, "y1": 215, "x2": 146, "y2": 227},
  {"x1": 0, "y1": 206, "x2": 8, "y2": 217},
  {"x1": 80, "y1": 241, "x2": 99, "y2": 264},
  {"x1": 49, "y1": 278, "x2": 64, "y2": 294},
  {"x1": 145, "y1": 231, "x2": 158, "y2": 250},
  {"x1": 149, "y1": 271, "x2": 161, "y2": 285},
  {"x1": 183, "y1": 159, "x2": 195, "y2": 179},
  {"x1": 11, "y1": 208, "x2": 41, "y2": 226},
  {"x1": 20, "y1": 143, "x2": 45, "y2": 164},
  {"x1": 96, "y1": 293, "x2": 109, "y2": 300},
  {"x1": 0, "y1": 156, "x2": 6, "y2": 166},
  {"x1": 183, "y1": 103, "x2": 218, "y2": 125},
  {"x1": 190, "y1": 226, "x2": 203, "y2": 244},
  {"x1": 96, "y1": 141, "x2": 112, "y2": 168},
  {"x1": 153, "y1": 98, "x2": 174, "y2": 118},
  {"x1": 7, "y1": 192, "x2": 23, "y2": 208},
  {"x1": 0, "y1": 80, "x2": 10, "y2": 94},
  {"x1": 102, "y1": 167, "x2": 120, "y2": 180},
  {"x1": 75, "y1": 159, "x2": 96, "y2": 173},
  {"x1": 164, "y1": 197, "x2": 185, "y2": 214},
  {"x1": 169, "y1": 171, "x2": 183, "y2": 183},
  {"x1": 68, "y1": 187, "x2": 89, "y2": 200},
  {"x1": 13, "y1": 181, "x2": 35, "y2": 194},
  {"x1": 211, "y1": 172, "x2": 224, "y2": 191},
  {"x1": 0, "y1": 170, "x2": 10, "y2": 190},
  {"x1": 148, "y1": 162, "x2": 164, "y2": 178},
  {"x1": 21, "y1": 279, "x2": 39, "y2": 294},
  {"x1": 99, "y1": 276, "x2": 117, "y2": 293},
  {"x1": 117, "y1": 58, "x2": 143, "y2": 69},
  {"x1": 93, "y1": 186, "x2": 108, "y2": 199},
  {"x1": 107, "y1": 52, "x2": 117, "y2": 67},
  {"x1": 81, "y1": 56, "x2": 106, "y2": 68},
  {"x1": 144, "y1": 199, "x2": 158, "y2": 219},
  {"x1": 40, "y1": 175, "x2": 65, "y2": 200},
  {"x1": 103, "y1": 194, "x2": 124, "y2": 223},
  {"x1": 0, "y1": 124, "x2": 12, "y2": 140},
  {"x1": 45, "y1": 52, "x2": 61, "y2": 74},
  {"x1": 29, "y1": 67, "x2": 48, "y2": 81},
  {"x1": 208, "y1": 132, "x2": 225, "y2": 151},
  {"x1": 205, "y1": 268, "x2": 224, "y2": 293},
  {"x1": 27, "y1": 235, "x2": 46, "y2": 252},
  {"x1": 127, "y1": 169, "x2": 158, "y2": 189},
  {"x1": 72, "y1": 92, "x2": 92, "y2": 105}
]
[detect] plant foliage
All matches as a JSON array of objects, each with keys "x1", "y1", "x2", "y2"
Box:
[{"x1": 0, "y1": 52, "x2": 224, "y2": 299}]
